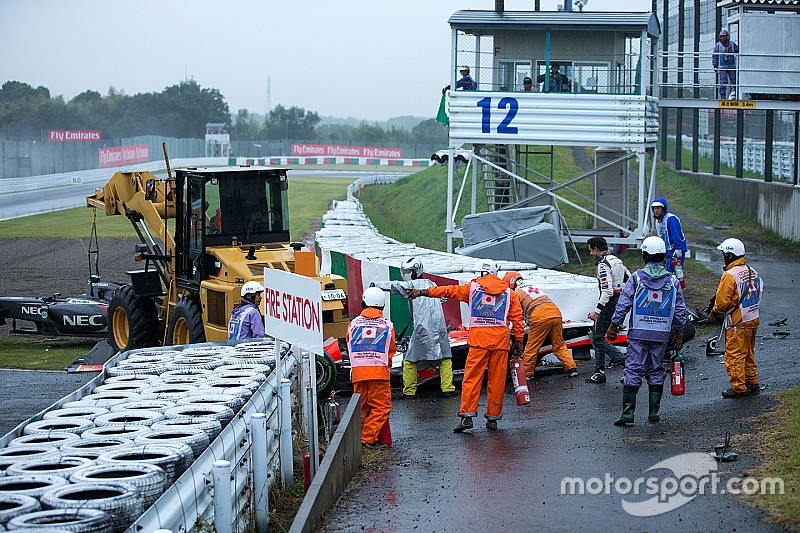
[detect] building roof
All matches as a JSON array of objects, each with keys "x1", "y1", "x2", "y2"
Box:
[{"x1": 448, "y1": 11, "x2": 661, "y2": 39}]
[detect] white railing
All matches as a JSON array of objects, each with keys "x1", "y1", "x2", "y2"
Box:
[{"x1": 677, "y1": 135, "x2": 796, "y2": 181}]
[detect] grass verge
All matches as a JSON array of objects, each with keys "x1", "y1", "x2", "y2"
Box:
[
  {"x1": 0, "y1": 336, "x2": 97, "y2": 370},
  {"x1": 743, "y1": 388, "x2": 800, "y2": 528}
]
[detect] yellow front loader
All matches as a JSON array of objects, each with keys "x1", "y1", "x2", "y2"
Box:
[{"x1": 86, "y1": 166, "x2": 349, "y2": 358}]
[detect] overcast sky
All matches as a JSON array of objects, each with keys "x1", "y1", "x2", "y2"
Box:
[{"x1": 1, "y1": 0, "x2": 651, "y2": 122}]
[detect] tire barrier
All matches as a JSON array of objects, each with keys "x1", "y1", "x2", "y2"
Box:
[
  {"x1": 157, "y1": 374, "x2": 206, "y2": 386},
  {"x1": 8, "y1": 434, "x2": 80, "y2": 450},
  {"x1": 42, "y1": 408, "x2": 109, "y2": 422},
  {"x1": 98, "y1": 445, "x2": 192, "y2": 486},
  {"x1": 0, "y1": 494, "x2": 40, "y2": 526},
  {"x1": 103, "y1": 374, "x2": 162, "y2": 386},
  {"x1": 213, "y1": 363, "x2": 272, "y2": 379},
  {"x1": 133, "y1": 428, "x2": 209, "y2": 459},
  {"x1": 164, "y1": 404, "x2": 235, "y2": 427},
  {"x1": 0, "y1": 447, "x2": 59, "y2": 475},
  {"x1": 141, "y1": 385, "x2": 194, "y2": 401},
  {"x1": 105, "y1": 362, "x2": 162, "y2": 377},
  {"x1": 69, "y1": 463, "x2": 166, "y2": 509},
  {"x1": 93, "y1": 411, "x2": 164, "y2": 428},
  {"x1": 6, "y1": 508, "x2": 112, "y2": 532},
  {"x1": 161, "y1": 357, "x2": 223, "y2": 373},
  {"x1": 64, "y1": 392, "x2": 141, "y2": 408},
  {"x1": 5, "y1": 457, "x2": 93, "y2": 479},
  {"x1": 177, "y1": 394, "x2": 246, "y2": 413},
  {"x1": 151, "y1": 418, "x2": 222, "y2": 442},
  {"x1": 1, "y1": 339, "x2": 299, "y2": 532},
  {"x1": 0, "y1": 475, "x2": 69, "y2": 499},
  {"x1": 80, "y1": 426, "x2": 150, "y2": 441},
  {"x1": 23, "y1": 420, "x2": 94, "y2": 436},
  {"x1": 158, "y1": 368, "x2": 213, "y2": 380},
  {"x1": 59, "y1": 439, "x2": 133, "y2": 461},
  {"x1": 39, "y1": 482, "x2": 143, "y2": 533},
  {"x1": 109, "y1": 400, "x2": 175, "y2": 414}
]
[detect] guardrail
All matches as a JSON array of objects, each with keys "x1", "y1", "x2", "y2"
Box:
[{"x1": 0, "y1": 158, "x2": 227, "y2": 195}]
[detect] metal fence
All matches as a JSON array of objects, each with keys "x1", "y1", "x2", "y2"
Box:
[{"x1": 0, "y1": 136, "x2": 443, "y2": 181}]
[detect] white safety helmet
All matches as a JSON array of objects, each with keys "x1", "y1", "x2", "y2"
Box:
[
  {"x1": 241, "y1": 281, "x2": 265, "y2": 297},
  {"x1": 361, "y1": 286, "x2": 386, "y2": 309},
  {"x1": 641, "y1": 236, "x2": 667, "y2": 255},
  {"x1": 717, "y1": 238, "x2": 745, "y2": 257},
  {"x1": 400, "y1": 257, "x2": 424, "y2": 280},
  {"x1": 460, "y1": 65, "x2": 470, "y2": 73},
  {"x1": 477, "y1": 260, "x2": 499, "y2": 276},
  {"x1": 650, "y1": 200, "x2": 665, "y2": 209}
]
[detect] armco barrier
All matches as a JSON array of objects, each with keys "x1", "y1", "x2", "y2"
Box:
[
  {"x1": 289, "y1": 394, "x2": 362, "y2": 533},
  {"x1": 229, "y1": 156, "x2": 433, "y2": 168}
]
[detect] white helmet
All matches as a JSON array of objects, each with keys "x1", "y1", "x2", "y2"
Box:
[
  {"x1": 477, "y1": 260, "x2": 499, "y2": 276},
  {"x1": 241, "y1": 281, "x2": 265, "y2": 297},
  {"x1": 362, "y1": 286, "x2": 386, "y2": 308},
  {"x1": 400, "y1": 257, "x2": 424, "y2": 280},
  {"x1": 460, "y1": 65, "x2": 470, "y2": 73},
  {"x1": 650, "y1": 200, "x2": 665, "y2": 209},
  {"x1": 717, "y1": 238, "x2": 745, "y2": 256},
  {"x1": 641, "y1": 236, "x2": 666, "y2": 255}
]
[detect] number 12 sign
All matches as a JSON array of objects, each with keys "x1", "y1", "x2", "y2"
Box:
[{"x1": 477, "y1": 97, "x2": 519, "y2": 134}]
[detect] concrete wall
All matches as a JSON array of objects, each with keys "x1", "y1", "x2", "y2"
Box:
[
  {"x1": 289, "y1": 394, "x2": 362, "y2": 533},
  {"x1": 686, "y1": 171, "x2": 800, "y2": 241}
]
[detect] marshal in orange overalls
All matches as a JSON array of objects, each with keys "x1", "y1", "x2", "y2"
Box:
[
  {"x1": 347, "y1": 307, "x2": 396, "y2": 445},
  {"x1": 428, "y1": 274, "x2": 524, "y2": 420}
]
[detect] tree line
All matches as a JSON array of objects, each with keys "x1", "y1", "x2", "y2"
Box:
[{"x1": 0, "y1": 80, "x2": 448, "y2": 145}]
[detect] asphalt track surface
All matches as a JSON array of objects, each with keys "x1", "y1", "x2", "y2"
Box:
[{"x1": 320, "y1": 253, "x2": 798, "y2": 531}]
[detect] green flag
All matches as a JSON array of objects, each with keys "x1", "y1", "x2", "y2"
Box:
[{"x1": 436, "y1": 91, "x2": 449, "y2": 126}]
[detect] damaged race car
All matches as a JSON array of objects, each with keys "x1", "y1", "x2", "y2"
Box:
[{"x1": 0, "y1": 276, "x2": 119, "y2": 337}]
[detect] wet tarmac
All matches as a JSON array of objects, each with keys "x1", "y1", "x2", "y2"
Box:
[{"x1": 321, "y1": 254, "x2": 799, "y2": 531}]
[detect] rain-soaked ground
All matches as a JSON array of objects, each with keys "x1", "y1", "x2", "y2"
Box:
[{"x1": 320, "y1": 252, "x2": 799, "y2": 531}]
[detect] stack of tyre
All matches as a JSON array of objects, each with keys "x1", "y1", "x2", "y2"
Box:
[{"x1": 0, "y1": 340, "x2": 283, "y2": 532}]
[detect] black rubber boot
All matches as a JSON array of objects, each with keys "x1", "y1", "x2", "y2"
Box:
[
  {"x1": 614, "y1": 386, "x2": 639, "y2": 426},
  {"x1": 648, "y1": 384, "x2": 663, "y2": 423}
]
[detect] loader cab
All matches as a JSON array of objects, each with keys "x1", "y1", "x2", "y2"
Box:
[{"x1": 174, "y1": 166, "x2": 290, "y2": 290}]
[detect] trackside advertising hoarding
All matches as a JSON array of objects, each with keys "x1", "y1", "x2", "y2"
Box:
[
  {"x1": 98, "y1": 144, "x2": 149, "y2": 168},
  {"x1": 48, "y1": 130, "x2": 102, "y2": 142},
  {"x1": 263, "y1": 268, "x2": 323, "y2": 354},
  {"x1": 292, "y1": 143, "x2": 402, "y2": 158}
]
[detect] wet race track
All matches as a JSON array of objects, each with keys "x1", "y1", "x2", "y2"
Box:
[{"x1": 321, "y1": 253, "x2": 799, "y2": 531}]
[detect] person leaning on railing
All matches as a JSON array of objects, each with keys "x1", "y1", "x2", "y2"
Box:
[{"x1": 712, "y1": 29, "x2": 739, "y2": 99}]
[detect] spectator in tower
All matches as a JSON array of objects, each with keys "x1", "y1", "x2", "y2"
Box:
[
  {"x1": 712, "y1": 29, "x2": 739, "y2": 99},
  {"x1": 537, "y1": 64, "x2": 571, "y2": 93}
]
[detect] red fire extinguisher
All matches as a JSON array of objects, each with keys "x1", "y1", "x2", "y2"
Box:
[
  {"x1": 509, "y1": 358, "x2": 531, "y2": 406},
  {"x1": 671, "y1": 257, "x2": 686, "y2": 289},
  {"x1": 670, "y1": 352, "x2": 685, "y2": 396}
]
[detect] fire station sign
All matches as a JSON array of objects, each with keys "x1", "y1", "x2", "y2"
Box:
[{"x1": 263, "y1": 268, "x2": 323, "y2": 354}]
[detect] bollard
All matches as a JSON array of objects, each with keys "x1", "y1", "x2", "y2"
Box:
[
  {"x1": 212, "y1": 460, "x2": 233, "y2": 533},
  {"x1": 279, "y1": 378, "x2": 293, "y2": 488},
  {"x1": 251, "y1": 413, "x2": 269, "y2": 531}
]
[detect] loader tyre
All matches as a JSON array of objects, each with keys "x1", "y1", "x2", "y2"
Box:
[
  {"x1": 316, "y1": 351, "x2": 336, "y2": 400},
  {"x1": 107, "y1": 285, "x2": 159, "y2": 353},
  {"x1": 166, "y1": 298, "x2": 206, "y2": 346}
]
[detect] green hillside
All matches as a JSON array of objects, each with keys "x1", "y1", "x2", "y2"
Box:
[{"x1": 360, "y1": 146, "x2": 595, "y2": 252}]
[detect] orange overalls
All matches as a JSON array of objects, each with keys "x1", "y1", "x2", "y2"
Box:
[
  {"x1": 515, "y1": 286, "x2": 576, "y2": 378},
  {"x1": 347, "y1": 307, "x2": 396, "y2": 445},
  {"x1": 712, "y1": 257, "x2": 763, "y2": 394},
  {"x1": 428, "y1": 275, "x2": 524, "y2": 420}
]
